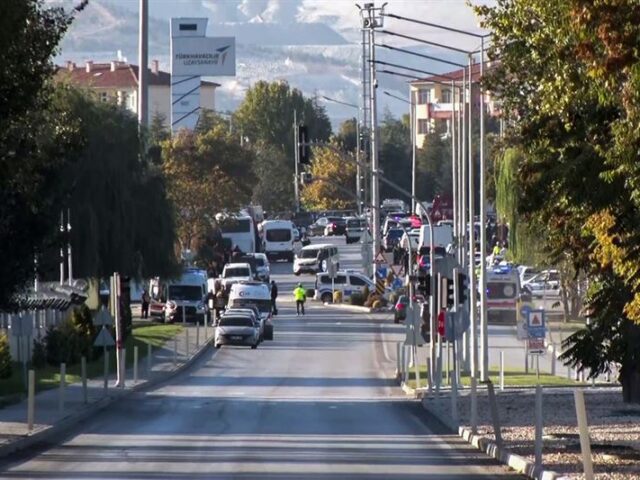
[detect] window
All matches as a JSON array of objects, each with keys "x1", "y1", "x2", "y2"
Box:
[
  {"x1": 266, "y1": 229, "x2": 291, "y2": 242},
  {"x1": 417, "y1": 88, "x2": 431, "y2": 104},
  {"x1": 219, "y1": 316, "x2": 253, "y2": 327},
  {"x1": 224, "y1": 267, "x2": 250, "y2": 278},
  {"x1": 99, "y1": 91, "x2": 109, "y2": 103},
  {"x1": 168, "y1": 285, "x2": 202, "y2": 301},
  {"x1": 418, "y1": 119, "x2": 430, "y2": 135},
  {"x1": 441, "y1": 89, "x2": 452, "y2": 103},
  {"x1": 334, "y1": 275, "x2": 347, "y2": 284},
  {"x1": 220, "y1": 218, "x2": 251, "y2": 233},
  {"x1": 350, "y1": 276, "x2": 367, "y2": 286}
]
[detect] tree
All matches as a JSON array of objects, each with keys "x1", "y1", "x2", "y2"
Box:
[
  {"x1": 378, "y1": 111, "x2": 412, "y2": 201},
  {"x1": 0, "y1": 0, "x2": 85, "y2": 309},
  {"x1": 251, "y1": 141, "x2": 295, "y2": 214},
  {"x1": 162, "y1": 128, "x2": 255, "y2": 252},
  {"x1": 334, "y1": 118, "x2": 358, "y2": 152},
  {"x1": 300, "y1": 145, "x2": 357, "y2": 211},
  {"x1": 233, "y1": 80, "x2": 332, "y2": 157},
  {"x1": 415, "y1": 122, "x2": 453, "y2": 202},
  {"x1": 476, "y1": 0, "x2": 640, "y2": 401}
]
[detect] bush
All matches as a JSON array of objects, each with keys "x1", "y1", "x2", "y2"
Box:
[
  {"x1": 364, "y1": 292, "x2": 379, "y2": 308},
  {"x1": 69, "y1": 305, "x2": 96, "y2": 359},
  {"x1": 350, "y1": 292, "x2": 365, "y2": 306},
  {"x1": 44, "y1": 307, "x2": 95, "y2": 367},
  {"x1": 333, "y1": 291, "x2": 343, "y2": 303},
  {"x1": 0, "y1": 333, "x2": 11, "y2": 379},
  {"x1": 31, "y1": 337, "x2": 46, "y2": 368}
]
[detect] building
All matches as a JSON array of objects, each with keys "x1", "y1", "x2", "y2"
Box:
[
  {"x1": 409, "y1": 63, "x2": 498, "y2": 148},
  {"x1": 56, "y1": 60, "x2": 219, "y2": 128}
]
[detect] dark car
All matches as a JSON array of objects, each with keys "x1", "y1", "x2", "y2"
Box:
[
  {"x1": 394, "y1": 295, "x2": 409, "y2": 323},
  {"x1": 307, "y1": 217, "x2": 332, "y2": 236},
  {"x1": 325, "y1": 217, "x2": 346, "y2": 236},
  {"x1": 383, "y1": 228, "x2": 404, "y2": 252}
]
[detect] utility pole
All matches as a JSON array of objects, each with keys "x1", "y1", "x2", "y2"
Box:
[
  {"x1": 410, "y1": 88, "x2": 417, "y2": 213},
  {"x1": 138, "y1": 0, "x2": 148, "y2": 128},
  {"x1": 293, "y1": 110, "x2": 300, "y2": 213},
  {"x1": 360, "y1": 21, "x2": 371, "y2": 210},
  {"x1": 479, "y1": 38, "x2": 489, "y2": 382}
]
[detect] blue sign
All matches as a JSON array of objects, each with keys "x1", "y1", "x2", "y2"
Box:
[
  {"x1": 376, "y1": 266, "x2": 387, "y2": 279},
  {"x1": 526, "y1": 309, "x2": 546, "y2": 339}
]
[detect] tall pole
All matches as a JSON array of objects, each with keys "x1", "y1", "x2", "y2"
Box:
[
  {"x1": 137, "y1": 0, "x2": 149, "y2": 128},
  {"x1": 410, "y1": 88, "x2": 416, "y2": 213},
  {"x1": 467, "y1": 54, "x2": 478, "y2": 432},
  {"x1": 479, "y1": 38, "x2": 489, "y2": 382},
  {"x1": 451, "y1": 81, "x2": 458, "y2": 252},
  {"x1": 59, "y1": 211, "x2": 65, "y2": 285},
  {"x1": 293, "y1": 110, "x2": 300, "y2": 213},
  {"x1": 368, "y1": 16, "x2": 381, "y2": 258},
  {"x1": 356, "y1": 111, "x2": 362, "y2": 214},
  {"x1": 66, "y1": 208, "x2": 73, "y2": 286}
]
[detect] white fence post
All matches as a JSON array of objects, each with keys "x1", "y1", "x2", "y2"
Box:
[
  {"x1": 58, "y1": 363, "x2": 66, "y2": 414},
  {"x1": 574, "y1": 389, "x2": 594, "y2": 480},
  {"x1": 27, "y1": 370, "x2": 35, "y2": 431},
  {"x1": 535, "y1": 385, "x2": 544, "y2": 469}
]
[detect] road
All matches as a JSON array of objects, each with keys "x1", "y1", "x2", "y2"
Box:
[{"x1": 0, "y1": 237, "x2": 521, "y2": 479}]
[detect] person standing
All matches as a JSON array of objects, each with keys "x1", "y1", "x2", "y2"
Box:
[
  {"x1": 293, "y1": 283, "x2": 306, "y2": 316},
  {"x1": 141, "y1": 289, "x2": 150, "y2": 319},
  {"x1": 270, "y1": 280, "x2": 278, "y2": 315}
]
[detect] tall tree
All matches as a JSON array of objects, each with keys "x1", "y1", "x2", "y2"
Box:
[
  {"x1": 162, "y1": 128, "x2": 255, "y2": 252},
  {"x1": 0, "y1": 0, "x2": 85, "y2": 309},
  {"x1": 378, "y1": 112, "x2": 412, "y2": 201},
  {"x1": 301, "y1": 145, "x2": 357, "y2": 211},
  {"x1": 233, "y1": 80, "x2": 332, "y2": 157},
  {"x1": 251, "y1": 141, "x2": 295, "y2": 215},
  {"x1": 476, "y1": 0, "x2": 640, "y2": 401}
]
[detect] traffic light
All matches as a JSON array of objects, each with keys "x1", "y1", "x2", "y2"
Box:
[
  {"x1": 456, "y1": 271, "x2": 468, "y2": 305},
  {"x1": 417, "y1": 273, "x2": 430, "y2": 296},
  {"x1": 297, "y1": 124, "x2": 310, "y2": 164},
  {"x1": 446, "y1": 277, "x2": 455, "y2": 308}
]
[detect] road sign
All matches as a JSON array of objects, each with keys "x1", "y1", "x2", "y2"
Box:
[
  {"x1": 527, "y1": 338, "x2": 545, "y2": 355},
  {"x1": 374, "y1": 251, "x2": 387, "y2": 264},
  {"x1": 526, "y1": 309, "x2": 546, "y2": 339},
  {"x1": 93, "y1": 325, "x2": 115, "y2": 347},
  {"x1": 376, "y1": 265, "x2": 388, "y2": 279},
  {"x1": 391, "y1": 264, "x2": 404, "y2": 277},
  {"x1": 93, "y1": 307, "x2": 114, "y2": 326}
]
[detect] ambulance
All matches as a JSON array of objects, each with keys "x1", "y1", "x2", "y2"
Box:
[{"x1": 486, "y1": 265, "x2": 520, "y2": 324}]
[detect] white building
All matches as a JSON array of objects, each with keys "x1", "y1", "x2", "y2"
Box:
[{"x1": 56, "y1": 60, "x2": 219, "y2": 128}]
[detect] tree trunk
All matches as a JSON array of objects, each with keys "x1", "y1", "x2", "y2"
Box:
[{"x1": 621, "y1": 368, "x2": 640, "y2": 404}]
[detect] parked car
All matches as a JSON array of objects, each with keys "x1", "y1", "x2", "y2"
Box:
[
  {"x1": 523, "y1": 269, "x2": 560, "y2": 297},
  {"x1": 252, "y1": 253, "x2": 270, "y2": 282},
  {"x1": 394, "y1": 295, "x2": 409, "y2": 323},
  {"x1": 221, "y1": 263, "x2": 254, "y2": 291},
  {"x1": 324, "y1": 217, "x2": 347, "y2": 236},
  {"x1": 345, "y1": 217, "x2": 367, "y2": 244},
  {"x1": 215, "y1": 314, "x2": 260, "y2": 349},
  {"x1": 307, "y1": 217, "x2": 333, "y2": 236},
  {"x1": 314, "y1": 270, "x2": 376, "y2": 303},
  {"x1": 225, "y1": 307, "x2": 264, "y2": 342}
]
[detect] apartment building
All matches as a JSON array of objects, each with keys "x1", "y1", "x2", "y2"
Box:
[{"x1": 56, "y1": 60, "x2": 219, "y2": 128}]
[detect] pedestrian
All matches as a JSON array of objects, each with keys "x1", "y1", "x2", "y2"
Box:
[
  {"x1": 231, "y1": 244, "x2": 243, "y2": 261},
  {"x1": 206, "y1": 288, "x2": 216, "y2": 323},
  {"x1": 270, "y1": 280, "x2": 278, "y2": 315},
  {"x1": 141, "y1": 289, "x2": 150, "y2": 319},
  {"x1": 293, "y1": 282, "x2": 306, "y2": 316}
]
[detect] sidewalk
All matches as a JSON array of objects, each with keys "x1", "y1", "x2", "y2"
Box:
[{"x1": 0, "y1": 321, "x2": 213, "y2": 458}]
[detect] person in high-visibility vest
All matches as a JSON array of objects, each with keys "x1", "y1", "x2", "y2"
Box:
[{"x1": 293, "y1": 283, "x2": 306, "y2": 316}]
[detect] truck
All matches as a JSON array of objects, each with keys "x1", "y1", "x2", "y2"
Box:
[{"x1": 149, "y1": 269, "x2": 208, "y2": 323}]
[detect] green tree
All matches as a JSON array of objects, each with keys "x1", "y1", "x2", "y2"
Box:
[
  {"x1": 233, "y1": 81, "x2": 332, "y2": 157},
  {"x1": 334, "y1": 118, "x2": 358, "y2": 152},
  {"x1": 378, "y1": 111, "x2": 411, "y2": 200},
  {"x1": 162, "y1": 128, "x2": 256, "y2": 252},
  {"x1": 0, "y1": 0, "x2": 85, "y2": 309},
  {"x1": 0, "y1": 334, "x2": 11, "y2": 379},
  {"x1": 415, "y1": 122, "x2": 453, "y2": 202},
  {"x1": 476, "y1": 0, "x2": 640, "y2": 401},
  {"x1": 251, "y1": 141, "x2": 295, "y2": 214}
]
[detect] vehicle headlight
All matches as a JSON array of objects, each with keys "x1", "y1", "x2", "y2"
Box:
[
  {"x1": 196, "y1": 302, "x2": 205, "y2": 311},
  {"x1": 166, "y1": 301, "x2": 177, "y2": 311}
]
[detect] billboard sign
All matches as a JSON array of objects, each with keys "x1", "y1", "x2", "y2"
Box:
[{"x1": 171, "y1": 37, "x2": 236, "y2": 76}]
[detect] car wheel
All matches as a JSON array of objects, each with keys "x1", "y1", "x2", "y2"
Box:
[
  {"x1": 294, "y1": 271, "x2": 301, "y2": 276},
  {"x1": 321, "y1": 292, "x2": 333, "y2": 304},
  {"x1": 394, "y1": 316, "x2": 399, "y2": 324},
  {"x1": 215, "y1": 344, "x2": 221, "y2": 349},
  {"x1": 251, "y1": 343, "x2": 258, "y2": 350}
]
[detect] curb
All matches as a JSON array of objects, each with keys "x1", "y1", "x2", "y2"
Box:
[
  {"x1": 416, "y1": 389, "x2": 566, "y2": 480},
  {"x1": 323, "y1": 303, "x2": 390, "y2": 314},
  {"x1": 0, "y1": 336, "x2": 213, "y2": 460}
]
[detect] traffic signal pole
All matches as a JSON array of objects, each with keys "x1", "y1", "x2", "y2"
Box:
[{"x1": 293, "y1": 110, "x2": 300, "y2": 213}]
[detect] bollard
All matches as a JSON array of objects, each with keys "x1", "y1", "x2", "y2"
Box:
[
  {"x1": 551, "y1": 345, "x2": 556, "y2": 375},
  {"x1": 133, "y1": 346, "x2": 138, "y2": 383},
  {"x1": 525, "y1": 348, "x2": 529, "y2": 374},
  {"x1": 396, "y1": 342, "x2": 401, "y2": 376},
  {"x1": 203, "y1": 313, "x2": 207, "y2": 341},
  {"x1": 186, "y1": 328, "x2": 190, "y2": 357},
  {"x1": 182, "y1": 305, "x2": 186, "y2": 325},
  {"x1": 500, "y1": 351, "x2": 505, "y2": 391},
  {"x1": 147, "y1": 343, "x2": 152, "y2": 377},
  {"x1": 470, "y1": 377, "x2": 478, "y2": 434},
  {"x1": 574, "y1": 389, "x2": 595, "y2": 480},
  {"x1": 121, "y1": 347, "x2": 126, "y2": 388},
  {"x1": 413, "y1": 346, "x2": 421, "y2": 390},
  {"x1": 104, "y1": 350, "x2": 109, "y2": 393},
  {"x1": 567, "y1": 365, "x2": 571, "y2": 380},
  {"x1": 487, "y1": 382, "x2": 503, "y2": 447},
  {"x1": 535, "y1": 385, "x2": 544, "y2": 469},
  {"x1": 173, "y1": 337, "x2": 178, "y2": 366},
  {"x1": 196, "y1": 320, "x2": 200, "y2": 348},
  {"x1": 27, "y1": 369, "x2": 35, "y2": 431},
  {"x1": 58, "y1": 363, "x2": 66, "y2": 414},
  {"x1": 81, "y1": 356, "x2": 88, "y2": 404},
  {"x1": 536, "y1": 355, "x2": 540, "y2": 380}
]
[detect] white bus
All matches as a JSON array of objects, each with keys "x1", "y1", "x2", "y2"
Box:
[
  {"x1": 219, "y1": 215, "x2": 256, "y2": 253},
  {"x1": 261, "y1": 220, "x2": 294, "y2": 262}
]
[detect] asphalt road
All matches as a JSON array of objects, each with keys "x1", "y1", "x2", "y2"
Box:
[{"x1": 0, "y1": 237, "x2": 521, "y2": 479}]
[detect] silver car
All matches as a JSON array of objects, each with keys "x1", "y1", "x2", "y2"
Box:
[
  {"x1": 215, "y1": 315, "x2": 260, "y2": 349},
  {"x1": 225, "y1": 307, "x2": 264, "y2": 342}
]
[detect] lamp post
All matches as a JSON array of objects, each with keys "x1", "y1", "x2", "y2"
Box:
[{"x1": 320, "y1": 95, "x2": 363, "y2": 214}]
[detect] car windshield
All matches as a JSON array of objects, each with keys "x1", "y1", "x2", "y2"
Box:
[
  {"x1": 398, "y1": 295, "x2": 408, "y2": 303},
  {"x1": 231, "y1": 298, "x2": 271, "y2": 313},
  {"x1": 299, "y1": 248, "x2": 319, "y2": 259},
  {"x1": 386, "y1": 229, "x2": 404, "y2": 239},
  {"x1": 266, "y1": 229, "x2": 291, "y2": 242},
  {"x1": 224, "y1": 267, "x2": 250, "y2": 277},
  {"x1": 219, "y1": 316, "x2": 254, "y2": 327},
  {"x1": 254, "y1": 257, "x2": 265, "y2": 266},
  {"x1": 347, "y1": 219, "x2": 366, "y2": 228},
  {"x1": 168, "y1": 285, "x2": 202, "y2": 301}
]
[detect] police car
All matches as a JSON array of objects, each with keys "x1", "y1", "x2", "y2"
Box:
[{"x1": 314, "y1": 270, "x2": 377, "y2": 304}]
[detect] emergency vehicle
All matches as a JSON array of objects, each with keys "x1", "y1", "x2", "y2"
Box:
[{"x1": 486, "y1": 265, "x2": 520, "y2": 324}]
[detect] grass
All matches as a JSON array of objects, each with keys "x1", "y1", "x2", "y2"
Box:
[
  {"x1": 404, "y1": 365, "x2": 582, "y2": 390},
  {"x1": 0, "y1": 323, "x2": 183, "y2": 402}
]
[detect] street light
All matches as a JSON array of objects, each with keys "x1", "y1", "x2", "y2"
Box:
[{"x1": 320, "y1": 95, "x2": 363, "y2": 214}]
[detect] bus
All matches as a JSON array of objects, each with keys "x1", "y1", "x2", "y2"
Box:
[{"x1": 219, "y1": 215, "x2": 257, "y2": 253}]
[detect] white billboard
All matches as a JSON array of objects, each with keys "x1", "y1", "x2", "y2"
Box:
[{"x1": 171, "y1": 37, "x2": 236, "y2": 77}]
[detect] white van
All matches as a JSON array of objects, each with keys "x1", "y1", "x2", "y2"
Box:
[
  {"x1": 261, "y1": 220, "x2": 294, "y2": 261},
  {"x1": 219, "y1": 215, "x2": 256, "y2": 253},
  {"x1": 221, "y1": 262, "x2": 254, "y2": 291},
  {"x1": 418, "y1": 224, "x2": 454, "y2": 252},
  {"x1": 149, "y1": 269, "x2": 207, "y2": 323},
  {"x1": 228, "y1": 281, "x2": 273, "y2": 340},
  {"x1": 293, "y1": 243, "x2": 339, "y2": 275}
]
